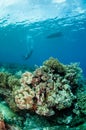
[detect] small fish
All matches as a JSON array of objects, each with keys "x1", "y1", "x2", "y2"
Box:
[{"x1": 46, "y1": 32, "x2": 63, "y2": 39}]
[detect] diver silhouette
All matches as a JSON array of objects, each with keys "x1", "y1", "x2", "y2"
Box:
[{"x1": 23, "y1": 35, "x2": 34, "y2": 60}]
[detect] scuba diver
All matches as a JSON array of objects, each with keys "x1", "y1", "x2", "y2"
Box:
[{"x1": 23, "y1": 35, "x2": 34, "y2": 60}]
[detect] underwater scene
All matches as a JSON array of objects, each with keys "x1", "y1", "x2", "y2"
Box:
[{"x1": 0, "y1": 0, "x2": 86, "y2": 130}]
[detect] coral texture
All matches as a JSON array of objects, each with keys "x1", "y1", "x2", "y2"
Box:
[
  {"x1": 14, "y1": 57, "x2": 82, "y2": 116},
  {"x1": 0, "y1": 72, "x2": 20, "y2": 111},
  {"x1": 77, "y1": 93, "x2": 86, "y2": 115}
]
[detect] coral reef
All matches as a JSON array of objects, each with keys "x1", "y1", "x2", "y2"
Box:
[
  {"x1": 0, "y1": 57, "x2": 86, "y2": 129},
  {"x1": 14, "y1": 57, "x2": 82, "y2": 116},
  {"x1": 0, "y1": 72, "x2": 20, "y2": 111},
  {"x1": 0, "y1": 72, "x2": 11, "y2": 88},
  {"x1": 77, "y1": 93, "x2": 86, "y2": 115},
  {"x1": 64, "y1": 63, "x2": 82, "y2": 90},
  {"x1": 43, "y1": 57, "x2": 66, "y2": 74},
  {"x1": 15, "y1": 85, "x2": 35, "y2": 110}
]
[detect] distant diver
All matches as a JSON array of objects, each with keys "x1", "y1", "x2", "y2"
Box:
[
  {"x1": 46, "y1": 31, "x2": 63, "y2": 39},
  {"x1": 23, "y1": 35, "x2": 34, "y2": 60},
  {"x1": 24, "y1": 48, "x2": 33, "y2": 60}
]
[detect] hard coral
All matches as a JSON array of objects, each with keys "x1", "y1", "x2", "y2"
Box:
[
  {"x1": 77, "y1": 93, "x2": 86, "y2": 115},
  {"x1": 43, "y1": 57, "x2": 65, "y2": 75},
  {"x1": 15, "y1": 85, "x2": 35, "y2": 110},
  {"x1": 0, "y1": 72, "x2": 20, "y2": 112},
  {"x1": 14, "y1": 57, "x2": 82, "y2": 116},
  {"x1": 20, "y1": 71, "x2": 33, "y2": 86},
  {"x1": 64, "y1": 63, "x2": 82, "y2": 89},
  {"x1": 0, "y1": 72, "x2": 10, "y2": 88}
]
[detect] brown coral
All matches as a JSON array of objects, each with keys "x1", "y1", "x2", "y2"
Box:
[
  {"x1": 0, "y1": 114, "x2": 6, "y2": 130},
  {"x1": 15, "y1": 85, "x2": 35, "y2": 110},
  {"x1": 0, "y1": 120, "x2": 6, "y2": 130}
]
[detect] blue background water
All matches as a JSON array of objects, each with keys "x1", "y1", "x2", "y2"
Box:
[{"x1": 0, "y1": 0, "x2": 86, "y2": 76}]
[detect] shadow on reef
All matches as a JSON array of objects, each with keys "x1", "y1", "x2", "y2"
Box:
[{"x1": 0, "y1": 57, "x2": 86, "y2": 130}]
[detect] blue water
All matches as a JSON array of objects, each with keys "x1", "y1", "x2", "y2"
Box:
[{"x1": 0, "y1": 0, "x2": 86, "y2": 76}]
